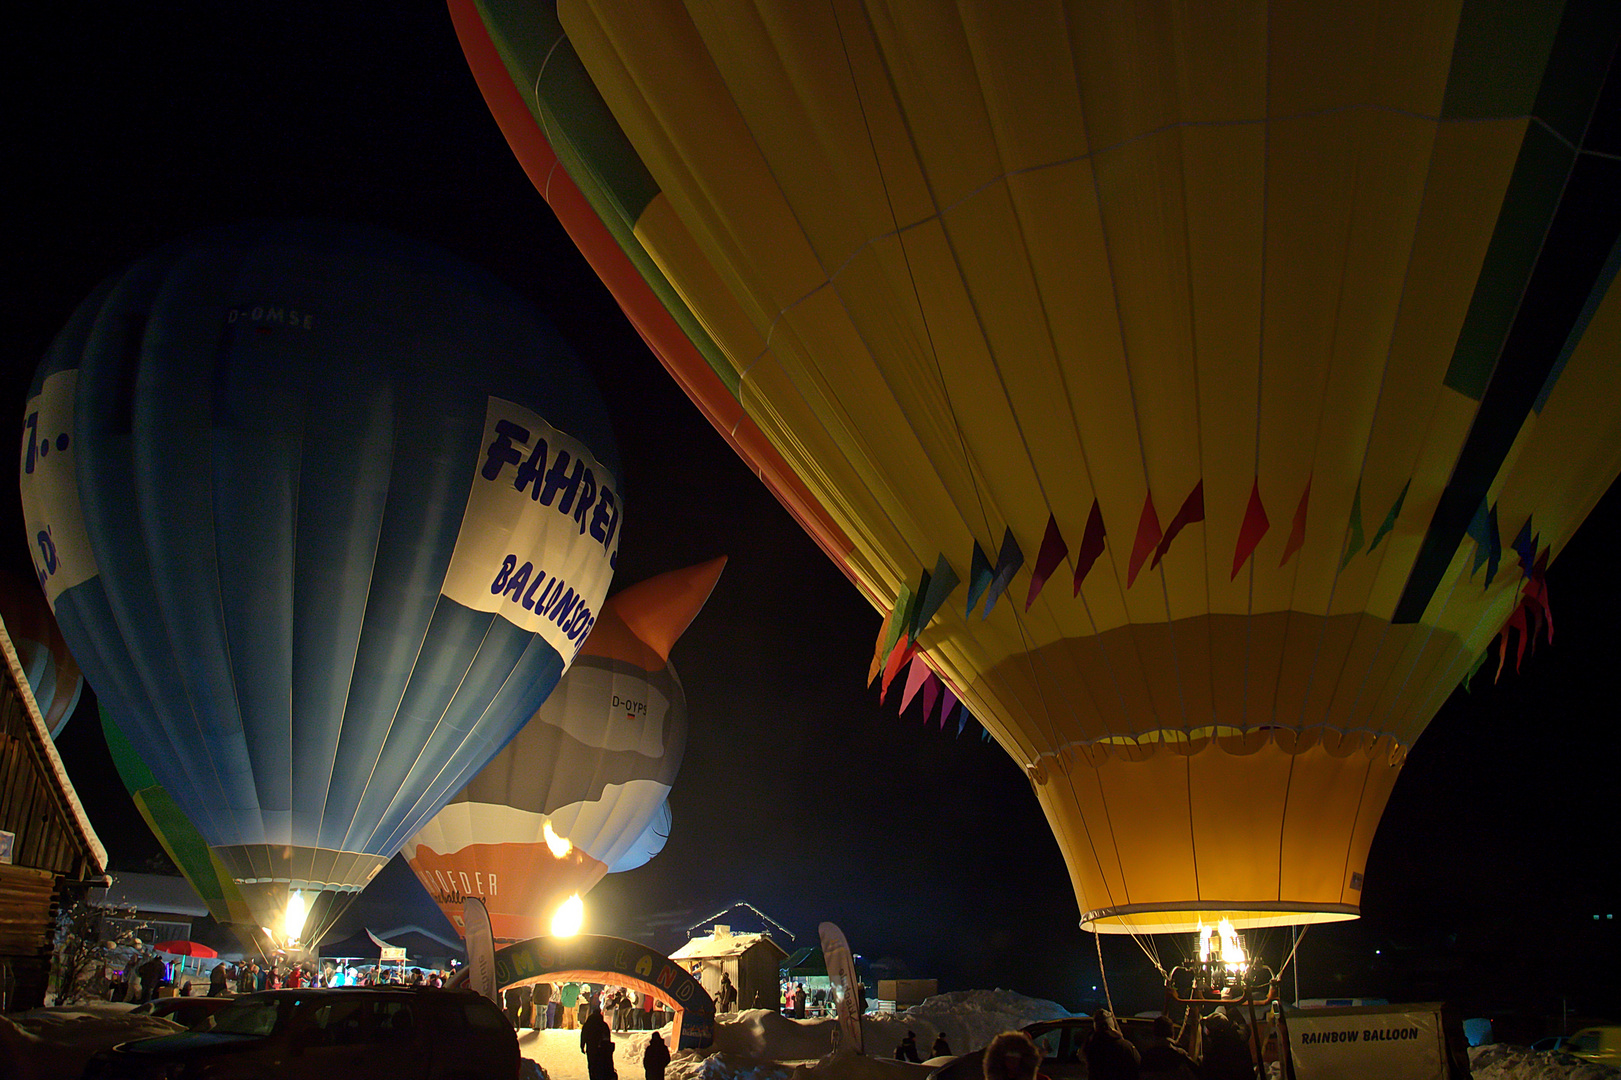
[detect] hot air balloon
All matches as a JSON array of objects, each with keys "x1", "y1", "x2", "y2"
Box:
[
  {"x1": 0, "y1": 572, "x2": 83, "y2": 738},
  {"x1": 21, "y1": 221, "x2": 622, "y2": 947},
  {"x1": 408, "y1": 556, "x2": 724, "y2": 941},
  {"x1": 451, "y1": 1, "x2": 1621, "y2": 937}
]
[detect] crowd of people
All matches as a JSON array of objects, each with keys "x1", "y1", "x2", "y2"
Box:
[
  {"x1": 980, "y1": 1006, "x2": 1281, "y2": 1080},
  {"x1": 98, "y1": 954, "x2": 456, "y2": 1002},
  {"x1": 502, "y1": 980, "x2": 677, "y2": 1033}
]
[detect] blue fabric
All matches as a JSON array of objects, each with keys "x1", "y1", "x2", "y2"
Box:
[{"x1": 37, "y1": 222, "x2": 619, "y2": 866}]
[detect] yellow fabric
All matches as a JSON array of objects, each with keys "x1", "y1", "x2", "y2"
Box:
[{"x1": 559, "y1": 0, "x2": 1621, "y2": 930}]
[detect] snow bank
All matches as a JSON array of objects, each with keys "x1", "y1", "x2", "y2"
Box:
[
  {"x1": 1470, "y1": 1044, "x2": 1621, "y2": 1080},
  {"x1": 0, "y1": 1003, "x2": 182, "y2": 1080},
  {"x1": 597, "y1": 990, "x2": 1071, "y2": 1080}
]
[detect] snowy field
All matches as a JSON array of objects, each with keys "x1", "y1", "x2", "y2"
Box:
[{"x1": 2, "y1": 991, "x2": 1615, "y2": 1080}]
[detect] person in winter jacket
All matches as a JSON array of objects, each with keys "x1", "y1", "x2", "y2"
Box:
[
  {"x1": 1139, "y1": 1014, "x2": 1201, "y2": 1080},
  {"x1": 983, "y1": 1030, "x2": 1046, "y2": 1080},
  {"x1": 1084, "y1": 1009, "x2": 1141, "y2": 1080},
  {"x1": 932, "y1": 1032, "x2": 953, "y2": 1059},
  {"x1": 582, "y1": 1007, "x2": 616, "y2": 1080},
  {"x1": 644, "y1": 1031, "x2": 672, "y2": 1080},
  {"x1": 1199, "y1": 1008, "x2": 1256, "y2": 1080},
  {"x1": 896, "y1": 1031, "x2": 922, "y2": 1062}
]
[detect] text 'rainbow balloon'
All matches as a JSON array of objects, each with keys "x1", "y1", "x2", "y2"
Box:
[
  {"x1": 22, "y1": 221, "x2": 621, "y2": 944},
  {"x1": 409, "y1": 556, "x2": 724, "y2": 941},
  {"x1": 453, "y1": 1, "x2": 1621, "y2": 933}
]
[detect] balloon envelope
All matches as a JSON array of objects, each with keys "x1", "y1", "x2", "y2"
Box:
[
  {"x1": 0, "y1": 573, "x2": 83, "y2": 738},
  {"x1": 22, "y1": 221, "x2": 622, "y2": 942},
  {"x1": 455, "y1": 1, "x2": 1621, "y2": 932},
  {"x1": 408, "y1": 557, "x2": 722, "y2": 941}
]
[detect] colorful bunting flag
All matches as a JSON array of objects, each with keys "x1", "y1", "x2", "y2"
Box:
[
  {"x1": 907, "y1": 568, "x2": 932, "y2": 642},
  {"x1": 920, "y1": 672, "x2": 941, "y2": 726},
  {"x1": 879, "y1": 637, "x2": 913, "y2": 701},
  {"x1": 1280, "y1": 479, "x2": 1311, "y2": 567},
  {"x1": 983, "y1": 528, "x2": 1024, "y2": 617},
  {"x1": 915, "y1": 554, "x2": 960, "y2": 639},
  {"x1": 1467, "y1": 500, "x2": 1493, "y2": 576},
  {"x1": 1025, "y1": 514, "x2": 1069, "y2": 610},
  {"x1": 899, "y1": 653, "x2": 931, "y2": 713},
  {"x1": 1127, "y1": 492, "x2": 1162, "y2": 586},
  {"x1": 1072, "y1": 499, "x2": 1107, "y2": 594},
  {"x1": 880, "y1": 582, "x2": 912, "y2": 661},
  {"x1": 1483, "y1": 503, "x2": 1501, "y2": 583},
  {"x1": 965, "y1": 540, "x2": 994, "y2": 617},
  {"x1": 1231, "y1": 478, "x2": 1270, "y2": 579},
  {"x1": 1367, "y1": 479, "x2": 1410, "y2": 554},
  {"x1": 1338, "y1": 483, "x2": 1366, "y2": 572},
  {"x1": 1152, "y1": 480, "x2": 1205, "y2": 569},
  {"x1": 941, "y1": 684, "x2": 959, "y2": 732},
  {"x1": 1511, "y1": 518, "x2": 1535, "y2": 577},
  {"x1": 1463, "y1": 648, "x2": 1488, "y2": 692}
]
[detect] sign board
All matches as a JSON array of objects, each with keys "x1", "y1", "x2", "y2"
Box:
[
  {"x1": 1289, "y1": 1002, "x2": 1468, "y2": 1080},
  {"x1": 379, "y1": 946, "x2": 406, "y2": 962}
]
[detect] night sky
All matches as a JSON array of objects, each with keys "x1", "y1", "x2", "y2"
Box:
[{"x1": 11, "y1": 3, "x2": 1619, "y2": 1021}]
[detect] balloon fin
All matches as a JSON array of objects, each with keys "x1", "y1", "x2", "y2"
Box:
[
  {"x1": 1280, "y1": 479, "x2": 1311, "y2": 567},
  {"x1": 1152, "y1": 481, "x2": 1204, "y2": 569},
  {"x1": 1072, "y1": 499, "x2": 1107, "y2": 594},
  {"x1": 1025, "y1": 514, "x2": 1069, "y2": 611},
  {"x1": 593, "y1": 556, "x2": 728, "y2": 665},
  {"x1": 1127, "y1": 492, "x2": 1162, "y2": 586}
]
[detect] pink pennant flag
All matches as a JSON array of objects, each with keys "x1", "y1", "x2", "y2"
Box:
[
  {"x1": 940, "y1": 683, "x2": 959, "y2": 730},
  {"x1": 1280, "y1": 479, "x2": 1311, "y2": 567},
  {"x1": 1152, "y1": 480, "x2": 1205, "y2": 569},
  {"x1": 1231, "y1": 478, "x2": 1270, "y2": 578},
  {"x1": 899, "y1": 653, "x2": 932, "y2": 714},
  {"x1": 1072, "y1": 499, "x2": 1107, "y2": 594}
]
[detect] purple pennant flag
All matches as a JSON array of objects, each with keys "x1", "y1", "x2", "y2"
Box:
[
  {"x1": 920, "y1": 672, "x2": 941, "y2": 726},
  {"x1": 941, "y1": 684, "x2": 959, "y2": 730}
]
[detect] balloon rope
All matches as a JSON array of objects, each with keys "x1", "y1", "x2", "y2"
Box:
[
  {"x1": 1094, "y1": 927, "x2": 1115, "y2": 1017},
  {"x1": 1276, "y1": 923, "x2": 1309, "y2": 983}
]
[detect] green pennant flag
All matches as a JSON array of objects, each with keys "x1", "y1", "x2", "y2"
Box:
[
  {"x1": 1463, "y1": 648, "x2": 1489, "y2": 692},
  {"x1": 881, "y1": 582, "x2": 913, "y2": 658},
  {"x1": 1367, "y1": 479, "x2": 1410, "y2": 554},
  {"x1": 1338, "y1": 483, "x2": 1366, "y2": 572}
]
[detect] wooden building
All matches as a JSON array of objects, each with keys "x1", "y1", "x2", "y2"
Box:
[
  {"x1": 0, "y1": 620, "x2": 107, "y2": 1010},
  {"x1": 670, "y1": 924, "x2": 788, "y2": 1013}
]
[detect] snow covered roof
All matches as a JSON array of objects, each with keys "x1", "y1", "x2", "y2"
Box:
[
  {"x1": 91, "y1": 871, "x2": 209, "y2": 917},
  {"x1": 0, "y1": 619, "x2": 106, "y2": 874},
  {"x1": 670, "y1": 929, "x2": 788, "y2": 962}
]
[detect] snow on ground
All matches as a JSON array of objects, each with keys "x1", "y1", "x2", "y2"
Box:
[
  {"x1": 521, "y1": 992, "x2": 1618, "y2": 1080},
  {"x1": 0, "y1": 1002, "x2": 182, "y2": 1080},
  {"x1": 1471, "y1": 1044, "x2": 1621, "y2": 1080}
]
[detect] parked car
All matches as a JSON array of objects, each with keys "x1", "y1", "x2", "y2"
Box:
[
  {"x1": 1564, "y1": 1026, "x2": 1621, "y2": 1066},
  {"x1": 83, "y1": 987, "x2": 519, "y2": 1080},
  {"x1": 927, "y1": 1014, "x2": 1155, "y2": 1080},
  {"x1": 129, "y1": 995, "x2": 237, "y2": 1029},
  {"x1": 1529, "y1": 1035, "x2": 1567, "y2": 1053}
]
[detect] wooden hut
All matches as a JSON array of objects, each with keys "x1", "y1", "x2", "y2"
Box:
[
  {"x1": 670, "y1": 923, "x2": 788, "y2": 1013},
  {"x1": 0, "y1": 619, "x2": 107, "y2": 1010}
]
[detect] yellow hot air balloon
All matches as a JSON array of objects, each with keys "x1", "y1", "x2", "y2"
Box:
[{"x1": 451, "y1": 0, "x2": 1621, "y2": 934}]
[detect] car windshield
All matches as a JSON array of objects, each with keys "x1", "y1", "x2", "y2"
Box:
[{"x1": 205, "y1": 998, "x2": 284, "y2": 1036}]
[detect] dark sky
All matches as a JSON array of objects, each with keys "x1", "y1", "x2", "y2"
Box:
[{"x1": 10, "y1": 3, "x2": 1618, "y2": 1019}]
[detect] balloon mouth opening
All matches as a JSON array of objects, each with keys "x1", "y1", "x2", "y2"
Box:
[{"x1": 1081, "y1": 902, "x2": 1360, "y2": 935}]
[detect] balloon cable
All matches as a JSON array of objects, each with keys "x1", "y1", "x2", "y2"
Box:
[{"x1": 1093, "y1": 925, "x2": 1115, "y2": 1017}]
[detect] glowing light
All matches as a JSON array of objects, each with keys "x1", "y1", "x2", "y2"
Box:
[
  {"x1": 551, "y1": 893, "x2": 584, "y2": 936},
  {"x1": 1197, "y1": 918, "x2": 1248, "y2": 974},
  {"x1": 544, "y1": 821, "x2": 573, "y2": 858},
  {"x1": 283, "y1": 890, "x2": 309, "y2": 943}
]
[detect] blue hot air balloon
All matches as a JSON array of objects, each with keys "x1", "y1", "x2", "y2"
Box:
[{"x1": 19, "y1": 222, "x2": 622, "y2": 946}]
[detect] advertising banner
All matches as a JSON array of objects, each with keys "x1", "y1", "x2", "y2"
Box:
[{"x1": 1290, "y1": 1003, "x2": 1450, "y2": 1080}]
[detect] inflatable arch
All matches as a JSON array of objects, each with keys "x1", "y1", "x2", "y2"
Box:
[{"x1": 482, "y1": 934, "x2": 715, "y2": 1050}]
